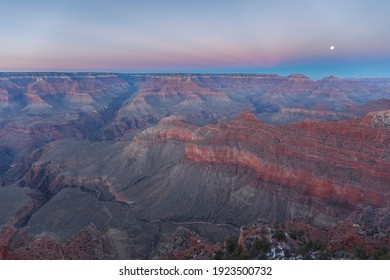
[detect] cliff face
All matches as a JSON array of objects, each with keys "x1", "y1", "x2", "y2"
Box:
[
  {"x1": 113, "y1": 110, "x2": 389, "y2": 231},
  {"x1": 183, "y1": 112, "x2": 390, "y2": 209}
]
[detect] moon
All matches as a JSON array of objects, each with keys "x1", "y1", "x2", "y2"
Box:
[{"x1": 330, "y1": 45, "x2": 335, "y2": 50}]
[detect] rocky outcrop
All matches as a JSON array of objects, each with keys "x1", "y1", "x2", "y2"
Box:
[
  {"x1": 0, "y1": 224, "x2": 108, "y2": 260},
  {"x1": 123, "y1": 110, "x2": 389, "y2": 228},
  {"x1": 218, "y1": 220, "x2": 390, "y2": 260},
  {"x1": 64, "y1": 91, "x2": 94, "y2": 104},
  {"x1": 362, "y1": 110, "x2": 390, "y2": 128},
  {"x1": 24, "y1": 93, "x2": 52, "y2": 109},
  {"x1": 182, "y1": 111, "x2": 390, "y2": 210}
]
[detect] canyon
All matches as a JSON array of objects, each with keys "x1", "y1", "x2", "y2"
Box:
[{"x1": 0, "y1": 73, "x2": 389, "y2": 259}]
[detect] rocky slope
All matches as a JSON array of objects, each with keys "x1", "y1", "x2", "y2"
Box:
[
  {"x1": 128, "y1": 111, "x2": 390, "y2": 225},
  {"x1": 214, "y1": 220, "x2": 390, "y2": 260}
]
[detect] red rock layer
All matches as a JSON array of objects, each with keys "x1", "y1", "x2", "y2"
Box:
[{"x1": 146, "y1": 111, "x2": 390, "y2": 209}]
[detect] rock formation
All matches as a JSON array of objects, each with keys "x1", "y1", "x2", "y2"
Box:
[{"x1": 0, "y1": 73, "x2": 389, "y2": 259}]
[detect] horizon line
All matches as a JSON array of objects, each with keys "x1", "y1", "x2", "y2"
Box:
[{"x1": 1, "y1": 70, "x2": 390, "y2": 80}]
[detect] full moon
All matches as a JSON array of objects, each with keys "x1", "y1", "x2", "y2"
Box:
[{"x1": 330, "y1": 45, "x2": 335, "y2": 50}]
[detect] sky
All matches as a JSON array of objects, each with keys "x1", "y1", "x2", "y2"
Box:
[{"x1": 1, "y1": 0, "x2": 389, "y2": 79}]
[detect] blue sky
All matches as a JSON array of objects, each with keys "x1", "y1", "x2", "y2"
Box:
[{"x1": 1, "y1": 0, "x2": 389, "y2": 78}]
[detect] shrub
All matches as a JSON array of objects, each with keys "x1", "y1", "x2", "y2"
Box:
[
  {"x1": 272, "y1": 229, "x2": 287, "y2": 242},
  {"x1": 371, "y1": 247, "x2": 390, "y2": 260},
  {"x1": 288, "y1": 230, "x2": 304, "y2": 241},
  {"x1": 353, "y1": 245, "x2": 368, "y2": 259}
]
